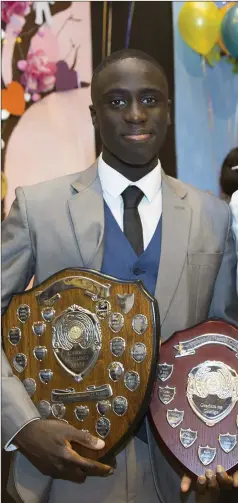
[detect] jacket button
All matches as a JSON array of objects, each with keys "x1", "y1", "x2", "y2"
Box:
[{"x1": 133, "y1": 267, "x2": 143, "y2": 275}]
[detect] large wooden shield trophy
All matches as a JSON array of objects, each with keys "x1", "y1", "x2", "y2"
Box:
[
  {"x1": 150, "y1": 320, "x2": 238, "y2": 475},
  {"x1": 2, "y1": 268, "x2": 160, "y2": 460}
]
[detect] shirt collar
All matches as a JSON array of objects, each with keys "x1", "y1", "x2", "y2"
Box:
[{"x1": 98, "y1": 153, "x2": 162, "y2": 202}]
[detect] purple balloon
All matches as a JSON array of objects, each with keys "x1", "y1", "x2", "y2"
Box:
[{"x1": 221, "y1": 5, "x2": 238, "y2": 58}]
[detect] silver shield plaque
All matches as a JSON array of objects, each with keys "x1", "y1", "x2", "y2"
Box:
[
  {"x1": 110, "y1": 337, "x2": 126, "y2": 357},
  {"x1": 33, "y1": 346, "x2": 48, "y2": 361},
  {"x1": 108, "y1": 362, "x2": 124, "y2": 382},
  {"x1": 117, "y1": 293, "x2": 135, "y2": 314},
  {"x1": 8, "y1": 327, "x2": 21, "y2": 345},
  {"x1": 32, "y1": 321, "x2": 46, "y2": 337},
  {"x1": 52, "y1": 304, "x2": 102, "y2": 381},
  {"x1": 180, "y1": 428, "x2": 198, "y2": 448},
  {"x1": 108, "y1": 313, "x2": 124, "y2": 333},
  {"x1": 39, "y1": 369, "x2": 53, "y2": 384},
  {"x1": 157, "y1": 363, "x2": 174, "y2": 382},
  {"x1": 13, "y1": 353, "x2": 27, "y2": 373},
  {"x1": 23, "y1": 378, "x2": 36, "y2": 397},
  {"x1": 95, "y1": 300, "x2": 111, "y2": 319},
  {"x1": 158, "y1": 386, "x2": 176, "y2": 405},
  {"x1": 96, "y1": 400, "x2": 111, "y2": 416},
  {"x1": 75, "y1": 405, "x2": 89, "y2": 422},
  {"x1": 198, "y1": 446, "x2": 216, "y2": 466},
  {"x1": 52, "y1": 403, "x2": 66, "y2": 419},
  {"x1": 124, "y1": 371, "x2": 140, "y2": 391},
  {"x1": 95, "y1": 417, "x2": 110, "y2": 438},
  {"x1": 37, "y1": 400, "x2": 52, "y2": 419},
  {"x1": 17, "y1": 304, "x2": 30, "y2": 323},
  {"x1": 219, "y1": 433, "x2": 237, "y2": 453},
  {"x1": 187, "y1": 360, "x2": 238, "y2": 427},
  {"x1": 112, "y1": 396, "x2": 128, "y2": 416},
  {"x1": 132, "y1": 314, "x2": 148, "y2": 335},
  {"x1": 131, "y1": 342, "x2": 147, "y2": 363},
  {"x1": 167, "y1": 409, "x2": 184, "y2": 428},
  {"x1": 41, "y1": 307, "x2": 56, "y2": 323}
]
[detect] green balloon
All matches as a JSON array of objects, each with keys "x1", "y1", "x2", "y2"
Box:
[{"x1": 221, "y1": 5, "x2": 238, "y2": 58}]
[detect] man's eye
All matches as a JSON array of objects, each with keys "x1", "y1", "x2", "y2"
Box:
[
  {"x1": 110, "y1": 99, "x2": 126, "y2": 108},
  {"x1": 141, "y1": 97, "x2": 157, "y2": 105}
]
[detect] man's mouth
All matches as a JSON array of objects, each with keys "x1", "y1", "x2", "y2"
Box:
[{"x1": 123, "y1": 133, "x2": 153, "y2": 142}]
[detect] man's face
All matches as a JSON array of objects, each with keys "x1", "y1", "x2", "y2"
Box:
[{"x1": 90, "y1": 58, "x2": 170, "y2": 165}]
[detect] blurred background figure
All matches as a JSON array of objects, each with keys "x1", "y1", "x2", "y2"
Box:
[{"x1": 220, "y1": 147, "x2": 238, "y2": 202}]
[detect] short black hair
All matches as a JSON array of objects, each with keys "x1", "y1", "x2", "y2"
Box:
[
  {"x1": 220, "y1": 147, "x2": 238, "y2": 197},
  {"x1": 91, "y1": 49, "x2": 168, "y2": 103}
]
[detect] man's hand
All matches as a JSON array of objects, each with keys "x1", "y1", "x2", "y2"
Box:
[
  {"x1": 181, "y1": 466, "x2": 238, "y2": 501},
  {"x1": 15, "y1": 419, "x2": 114, "y2": 483}
]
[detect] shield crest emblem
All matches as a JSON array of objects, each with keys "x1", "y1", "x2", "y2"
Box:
[
  {"x1": 157, "y1": 363, "x2": 173, "y2": 382},
  {"x1": 198, "y1": 446, "x2": 216, "y2": 466},
  {"x1": 180, "y1": 428, "x2": 197, "y2": 448},
  {"x1": 158, "y1": 386, "x2": 176, "y2": 405},
  {"x1": 117, "y1": 293, "x2": 134, "y2": 314},
  {"x1": 219, "y1": 433, "x2": 237, "y2": 453},
  {"x1": 166, "y1": 409, "x2": 184, "y2": 428}
]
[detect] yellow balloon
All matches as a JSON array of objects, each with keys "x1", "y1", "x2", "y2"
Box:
[
  {"x1": 218, "y1": 2, "x2": 236, "y2": 54},
  {"x1": 1, "y1": 171, "x2": 8, "y2": 200},
  {"x1": 178, "y1": 2, "x2": 221, "y2": 56}
]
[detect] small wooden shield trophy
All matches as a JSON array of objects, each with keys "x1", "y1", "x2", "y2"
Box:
[
  {"x1": 150, "y1": 320, "x2": 238, "y2": 475},
  {"x1": 2, "y1": 268, "x2": 160, "y2": 460}
]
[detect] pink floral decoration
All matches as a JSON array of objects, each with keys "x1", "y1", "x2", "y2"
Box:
[
  {"x1": 1, "y1": 2, "x2": 31, "y2": 24},
  {"x1": 17, "y1": 50, "x2": 56, "y2": 94}
]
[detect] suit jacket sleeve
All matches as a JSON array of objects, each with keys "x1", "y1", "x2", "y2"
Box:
[
  {"x1": 209, "y1": 204, "x2": 238, "y2": 326},
  {"x1": 2, "y1": 188, "x2": 40, "y2": 447}
]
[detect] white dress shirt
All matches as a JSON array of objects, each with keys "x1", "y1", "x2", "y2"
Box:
[
  {"x1": 230, "y1": 190, "x2": 238, "y2": 294},
  {"x1": 98, "y1": 154, "x2": 162, "y2": 250}
]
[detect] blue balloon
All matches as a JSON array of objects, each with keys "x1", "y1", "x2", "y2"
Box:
[{"x1": 221, "y1": 4, "x2": 238, "y2": 58}]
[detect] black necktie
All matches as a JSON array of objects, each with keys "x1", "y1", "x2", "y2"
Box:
[{"x1": 122, "y1": 186, "x2": 144, "y2": 256}]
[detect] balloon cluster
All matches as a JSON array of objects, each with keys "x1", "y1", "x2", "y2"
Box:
[{"x1": 178, "y1": 2, "x2": 238, "y2": 61}]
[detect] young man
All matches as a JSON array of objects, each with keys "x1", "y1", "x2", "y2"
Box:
[{"x1": 2, "y1": 50, "x2": 238, "y2": 503}]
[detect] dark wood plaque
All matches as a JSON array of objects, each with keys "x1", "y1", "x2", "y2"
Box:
[
  {"x1": 150, "y1": 320, "x2": 238, "y2": 476},
  {"x1": 2, "y1": 268, "x2": 160, "y2": 461}
]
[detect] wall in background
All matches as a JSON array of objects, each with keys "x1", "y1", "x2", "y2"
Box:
[{"x1": 172, "y1": 1, "x2": 238, "y2": 195}]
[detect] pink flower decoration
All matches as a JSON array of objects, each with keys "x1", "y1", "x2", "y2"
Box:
[
  {"x1": 1, "y1": 2, "x2": 31, "y2": 24},
  {"x1": 17, "y1": 50, "x2": 56, "y2": 94}
]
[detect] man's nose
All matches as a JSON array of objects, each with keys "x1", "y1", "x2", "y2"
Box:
[{"x1": 124, "y1": 101, "x2": 147, "y2": 124}]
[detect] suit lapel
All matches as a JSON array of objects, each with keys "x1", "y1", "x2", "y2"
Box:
[
  {"x1": 156, "y1": 172, "x2": 191, "y2": 326},
  {"x1": 68, "y1": 160, "x2": 105, "y2": 270}
]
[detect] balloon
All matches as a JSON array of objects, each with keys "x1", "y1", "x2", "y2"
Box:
[
  {"x1": 218, "y1": 2, "x2": 236, "y2": 53},
  {"x1": 178, "y1": 2, "x2": 221, "y2": 56},
  {"x1": 221, "y1": 4, "x2": 238, "y2": 58}
]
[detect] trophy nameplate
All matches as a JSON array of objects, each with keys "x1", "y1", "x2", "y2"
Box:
[
  {"x1": 150, "y1": 320, "x2": 238, "y2": 475},
  {"x1": 2, "y1": 268, "x2": 160, "y2": 461}
]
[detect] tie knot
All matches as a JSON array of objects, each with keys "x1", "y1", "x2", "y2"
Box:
[{"x1": 122, "y1": 186, "x2": 144, "y2": 209}]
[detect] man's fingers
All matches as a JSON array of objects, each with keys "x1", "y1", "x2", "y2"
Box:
[
  {"x1": 68, "y1": 427, "x2": 105, "y2": 450},
  {"x1": 216, "y1": 465, "x2": 233, "y2": 489},
  {"x1": 64, "y1": 441, "x2": 113, "y2": 477},
  {"x1": 181, "y1": 474, "x2": 192, "y2": 492},
  {"x1": 233, "y1": 471, "x2": 238, "y2": 488},
  {"x1": 205, "y1": 469, "x2": 219, "y2": 491},
  {"x1": 196, "y1": 475, "x2": 207, "y2": 494}
]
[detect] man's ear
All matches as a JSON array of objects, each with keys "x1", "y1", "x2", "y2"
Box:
[
  {"x1": 167, "y1": 99, "x2": 172, "y2": 126},
  {"x1": 89, "y1": 104, "x2": 98, "y2": 129}
]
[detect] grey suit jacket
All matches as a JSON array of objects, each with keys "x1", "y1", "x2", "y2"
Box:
[{"x1": 2, "y1": 161, "x2": 238, "y2": 503}]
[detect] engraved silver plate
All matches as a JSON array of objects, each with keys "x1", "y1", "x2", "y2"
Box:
[
  {"x1": 13, "y1": 353, "x2": 27, "y2": 373},
  {"x1": 108, "y1": 362, "x2": 124, "y2": 382},
  {"x1": 131, "y1": 342, "x2": 147, "y2": 363},
  {"x1": 167, "y1": 409, "x2": 184, "y2": 428},
  {"x1": 52, "y1": 304, "x2": 102, "y2": 381},
  {"x1": 33, "y1": 346, "x2": 47, "y2": 361},
  {"x1": 32, "y1": 321, "x2": 46, "y2": 337},
  {"x1": 174, "y1": 333, "x2": 238, "y2": 358},
  {"x1": 17, "y1": 304, "x2": 30, "y2": 323},
  {"x1": 36, "y1": 276, "x2": 111, "y2": 305},
  {"x1": 51, "y1": 384, "x2": 113, "y2": 403},
  {"x1": 110, "y1": 337, "x2": 126, "y2": 357},
  {"x1": 41, "y1": 307, "x2": 56, "y2": 323},
  {"x1": 75, "y1": 405, "x2": 89, "y2": 422},
  {"x1": 8, "y1": 327, "x2": 21, "y2": 345},
  {"x1": 23, "y1": 378, "x2": 36, "y2": 397},
  {"x1": 219, "y1": 433, "x2": 237, "y2": 453},
  {"x1": 132, "y1": 314, "x2": 148, "y2": 335},
  {"x1": 39, "y1": 369, "x2": 53, "y2": 384},
  {"x1": 157, "y1": 363, "x2": 174, "y2": 382},
  {"x1": 108, "y1": 312, "x2": 124, "y2": 333},
  {"x1": 37, "y1": 400, "x2": 51, "y2": 419},
  {"x1": 112, "y1": 396, "x2": 128, "y2": 416},
  {"x1": 187, "y1": 360, "x2": 238, "y2": 427},
  {"x1": 95, "y1": 417, "x2": 110, "y2": 438},
  {"x1": 180, "y1": 428, "x2": 198, "y2": 448},
  {"x1": 52, "y1": 403, "x2": 66, "y2": 419},
  {"x1": 95, "y1": 300, "x2": 111, "y2": 319},
  {"x1": 96, "y1": 400, "x2": 111, "y2": 416},
  {"x1": 158, "y1": 386, "x2": 176, "y2": 405},
  {"x1": 124, "y1": 371, "x2": 140, "y2": 391},
  {"x1": 117, "y1": 293, "x2": 135, "y2": 314},
  {"x1": 198, "y1": 445, "x2": 216, "y2": 466}
]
